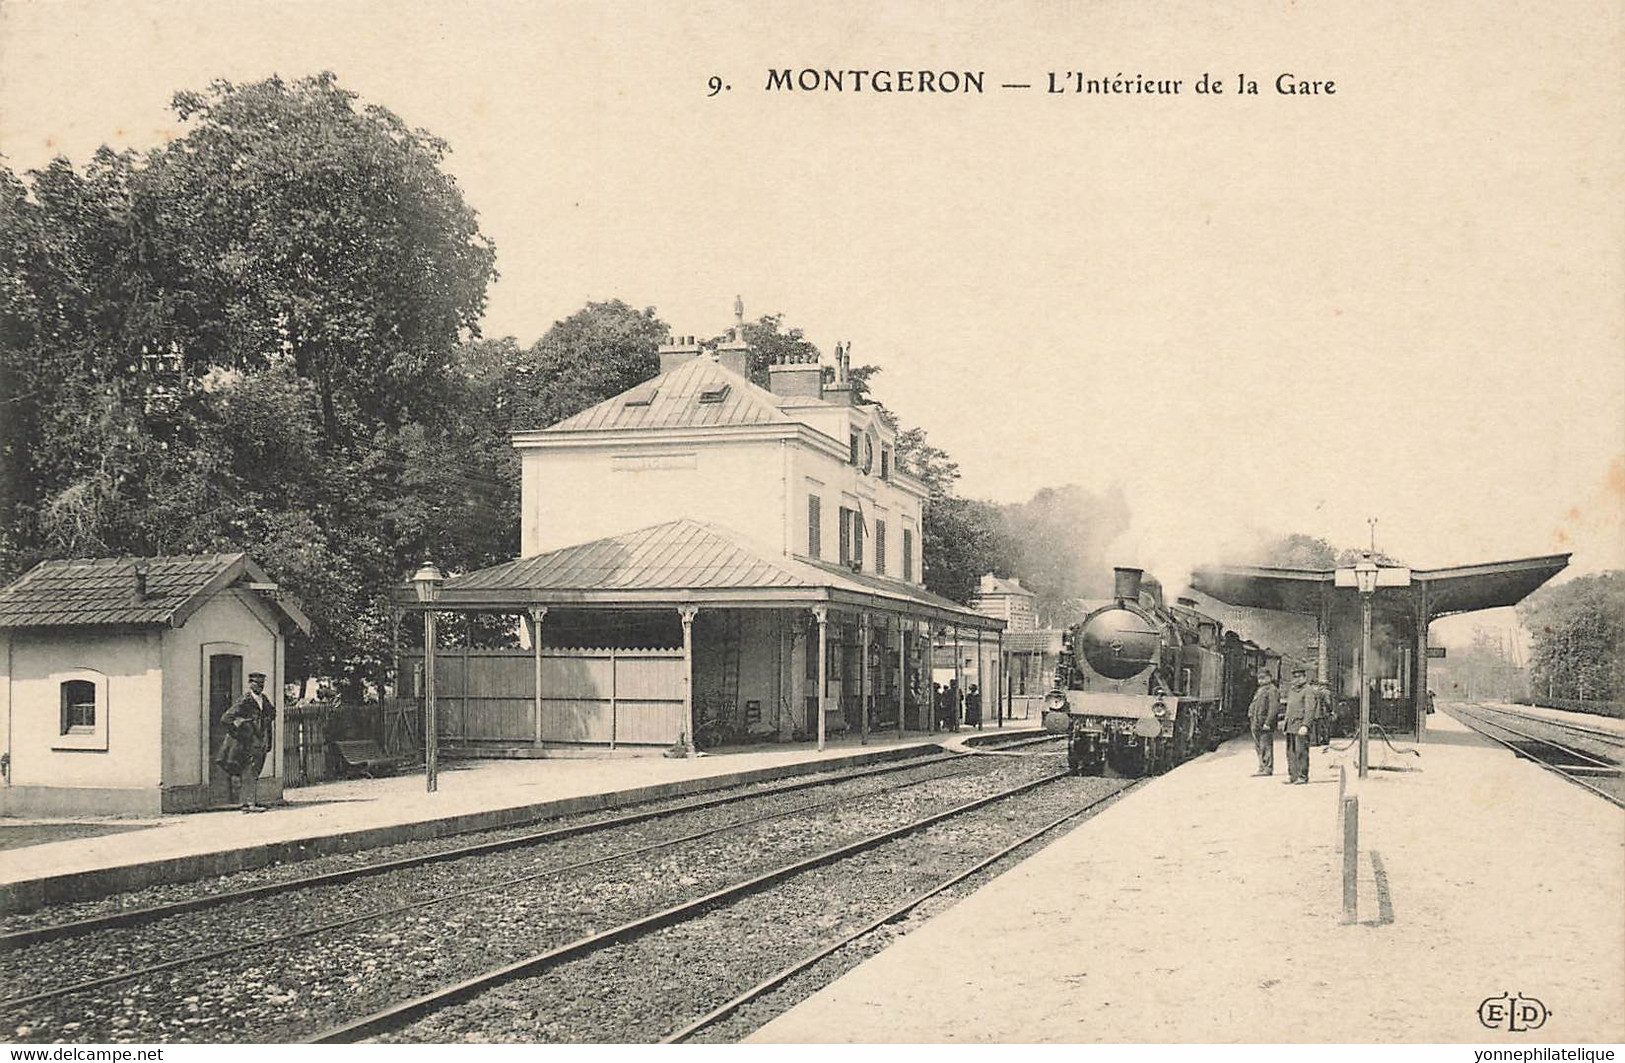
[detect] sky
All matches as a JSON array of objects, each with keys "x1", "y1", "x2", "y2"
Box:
[{"x1": 3, "y1": 0, "x2": 1622, "y2": 643}]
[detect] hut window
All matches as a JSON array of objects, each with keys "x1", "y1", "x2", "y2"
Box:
[{"x1": 61, "y1": 680, "x2": 97, "y2": 734}]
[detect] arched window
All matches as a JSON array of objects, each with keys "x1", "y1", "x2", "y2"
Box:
[{"x1": 61, "y1": 679, "x2": 97, "y2": 734}]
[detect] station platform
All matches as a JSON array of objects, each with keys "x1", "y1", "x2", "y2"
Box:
[
  {"x1": 750, "y1": 709, "x2": 1625, "y2": 1044},
  {"x1": 0, "y1": 721, "x2": 1038, "y2": 914}
]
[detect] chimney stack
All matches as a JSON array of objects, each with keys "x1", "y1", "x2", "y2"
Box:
[
  {"x1": 1113, "y1": 566, "x2": 1144, "y2": 602},
  {"x1": 715, "y1": 294, "x2": 751, "y2": 377},
  {"x1": 766, "y1": 351, "x2": 825, "y2": 399},
  {"x1": 657, "y1": 334, "x2": 703, "y2": 374},
  {"x1": 131, "y1": 566, "x2": 148, "y2": 604}
]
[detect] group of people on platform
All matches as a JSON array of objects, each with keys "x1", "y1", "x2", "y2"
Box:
[
  {"x1": 931, "y1": 680, "x2": 983, "y2": 730},
  {"x1": 1247, "y1": 665, "x2": 1333, "y2": 785}
]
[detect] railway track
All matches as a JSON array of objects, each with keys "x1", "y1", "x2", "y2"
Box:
[
  {"x1": 340, "y1": 769, "x2": 1133, "y2": 1043},
  {"x1": 2, "y1": 742, "x2": 1027, "y2": 945},
  {"x1": 1445, "y1": 702, "x2": 1624, "y2": 808},
  {"x1": 1, "y1": 739, "x2": 1075, "y2": 1042}
]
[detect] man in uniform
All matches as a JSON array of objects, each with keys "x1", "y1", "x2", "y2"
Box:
[
  {"x1": 1313, "y1": 673, "x2": 1334, "y2": 750},
  {"x1": 218, "y1": 672, "x2": 276, "y2": 812},
  {"x1": 1247, "y1": 667, "x2": 1279, "y2": 776},
  {"x1": 1282, "y1": 665, "x2": 1318, "y2": 784}
]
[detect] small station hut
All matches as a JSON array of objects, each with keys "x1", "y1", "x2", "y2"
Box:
[{"x1": 0, "y1": 554, "x2": 310, "y2": 815}]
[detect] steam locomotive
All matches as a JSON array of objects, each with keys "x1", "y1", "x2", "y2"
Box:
[{"x1": 1042, "y1": 566, "x2": 1281, "y2": 776}]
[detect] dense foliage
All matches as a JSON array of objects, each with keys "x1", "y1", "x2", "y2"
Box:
[
  {"x1": 1518, "y1": 572, "x2": 1625, "y2": 703},
  {"x1": 0, "y1": 73, "x2": 504, "y2": 693}
]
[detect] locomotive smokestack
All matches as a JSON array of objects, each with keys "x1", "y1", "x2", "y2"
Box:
[{"x1": 1113, "y1": 566, "x2": 1143, "y2": 602}]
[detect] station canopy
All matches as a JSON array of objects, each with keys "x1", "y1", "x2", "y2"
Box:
[{"x1": 1189, "y1": 553, "x2": 1570, "y2": 620}]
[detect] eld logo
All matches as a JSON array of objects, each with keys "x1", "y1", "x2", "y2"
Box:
[{"x1": 1478, "y1": 992, "x2": 1550, "y2": 1032}]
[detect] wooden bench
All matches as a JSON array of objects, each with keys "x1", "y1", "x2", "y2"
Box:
[{"x1": 329, "y1": 739, "x2": 399, "y2": 779}]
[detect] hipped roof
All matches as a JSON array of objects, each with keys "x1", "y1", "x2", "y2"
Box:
[
  {"x1": 396, "y1": 519, "x2": 1002, "y2": 629},
  {"x1": 0, "y1": 553, "x2": 311, "y2": 632},
  {"x1": 541, "y1": 356, "x2": 800, "y2": 433}
]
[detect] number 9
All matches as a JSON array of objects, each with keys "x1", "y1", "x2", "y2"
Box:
[{"x1": 707, "y1": 76, "x2": 723, "y2": 97}]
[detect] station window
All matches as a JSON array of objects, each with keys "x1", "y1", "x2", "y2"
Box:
[{"x1": 61, "y1": 680, "x2": 96, "y2": 734}]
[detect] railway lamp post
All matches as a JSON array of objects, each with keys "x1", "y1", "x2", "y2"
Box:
[
  {"x1": 412, "y1": 561, "x2": 445, "y2": 793},
  {"x1": 1353, "y1": 555, "x2": 1379, "y2": 779}
]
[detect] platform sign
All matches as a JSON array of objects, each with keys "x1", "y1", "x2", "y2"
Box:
[{"x1": 1426, "y1": 646, "x2": 1447, "y2": 659}]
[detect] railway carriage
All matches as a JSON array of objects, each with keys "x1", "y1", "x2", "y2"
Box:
[{"x1": 1043, "y1": 566, "x2": 1269, "y2": 777}]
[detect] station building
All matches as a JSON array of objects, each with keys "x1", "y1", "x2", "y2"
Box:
[
  {"x1": 968, "y1": 574, "x2": 1063, "y2": 720},
  {"x1": 1189, "y1": 553, "x2": 1570, "y2": 739},
  {"x1": 391, "y1": 309, "x2": 1004, "y2": 754},
  {"x1": 0, "y1": 553, "x2": 310, "y2": 815}
]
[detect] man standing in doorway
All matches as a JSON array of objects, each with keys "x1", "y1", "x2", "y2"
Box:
[
  {"x1": 1283, "y1": 665, "x2": 1317, "y2": 784},
  {"x1": 1248, "y1": 668, "x2": 1279, "y2": 777},
  {"x1": 218, "y1": 672, "x2": 276, "y2": 812}
]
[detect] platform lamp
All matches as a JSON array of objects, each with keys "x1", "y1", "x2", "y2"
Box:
[
  {"x1": 1353, "y1": 554, "x2": 1380, "y2": 779},
  {"x1": 412, "y1": 561, "x2": 445, "y2": 793}
]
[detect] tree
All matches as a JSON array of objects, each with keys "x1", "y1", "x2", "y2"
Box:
[
  {"x1": 150, "y1": 73, "x2": 497, "y2": 437},
  {"x1": 510, "y1": 301, "x2": 666, "y2": 430},
  {"x1": 1518, "y1": 572, "x2": 1625, "y2": 704},
  {"x1": 0, "y1": 72, "x2": 501, "y2": 695},
  {"x1": 920, "y1": 496, "x2": 1007, "y2": 605},
  {"x1": 999, "y1": 484, "x2": 1133, "y2": 625}
]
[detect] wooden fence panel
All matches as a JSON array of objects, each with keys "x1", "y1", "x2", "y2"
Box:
[
  {"x1": 398, "y1": 648, "x2": 685, "y2": 746},
  {"x1": 614, "y1": 700, "x2": 688, "y2": 743}
]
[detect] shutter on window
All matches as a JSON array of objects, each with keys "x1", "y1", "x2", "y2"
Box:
[
  {"x1": 853, "y1": 515, "x2": 864, "y2": 570},
  {"x1": 875, "y1": 521, "x2": 887, "y2": 575},
  {"x1": 839, "y1": 507, "x2": 852, "y2": 562},
  {"x1": 903, "y1": 529, "x2": 914, "y2": 581},
  {"x1": 808, "y1": 495, "x2": 821, "y2": 558}
]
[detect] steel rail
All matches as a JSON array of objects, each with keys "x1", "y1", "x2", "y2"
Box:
[
  {"x1": 1463, "y1": 702, "x2": 1625, "y2": 749},
  {"x1": 662, "y1": 778, "x2": 1143, "y2": 1043},
  {"x1": 965, "y1": 733, "x2": 1067, "y2": 753},
  {"x1": 2, "y1": 748, "x2": 975, "y2": 950},
  {"x1": 0, "y1": 757, "x2": 1005, "y2": 1011},
  {"x1": 307, "y1": 768, "x2": 1075, "y2": 1043},
  {"x1": 1445, "y1": 706, "x2": 1624, "y2": 809},
  {"x1": 1451, "y1": 704, "x2": 1620, "y2": 770}
]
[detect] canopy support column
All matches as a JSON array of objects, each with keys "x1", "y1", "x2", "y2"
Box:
[
  {"x1": 679, "y1": 605, "x2": 699, "y2": 756},
  {"x1": 812, "y1": 605, "x2": 828, "y2": 752},
  {"x1": 859, "y1": 613, "x2": 870, "y2": 745},
  {"x1": 529, "y1": 606, "x2": 547, "y2": 748},
  {"x1": 896, "y1": 616, "x2": 906, "y2": 739}
]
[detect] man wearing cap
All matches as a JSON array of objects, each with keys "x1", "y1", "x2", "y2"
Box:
[
  {"x1": 1282, "y1": 665, "x2": 1318, "y2": 784},
  {"x1": 1247, "y1": 668, "x2": 1279, "y2": 777},
  {"x1": 218, "y1": 672, "x2": 276, "y2": 812}
]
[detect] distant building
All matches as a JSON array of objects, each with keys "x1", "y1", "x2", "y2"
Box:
[
  {"x1": 0, "y1": 554, "x2": 310, "y2": 815},
  {"x1": 394, "y1": 306, "x2": 1003, "y2": 751},
  {"x1": 970, "y1": 574, "x2": 1037, "y2": 631}
]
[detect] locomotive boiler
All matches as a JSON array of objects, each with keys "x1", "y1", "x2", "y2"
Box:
[{"x1": 1043, "y1": 566, "x2": 1267, "y2": 776}]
